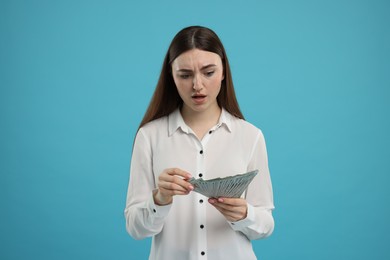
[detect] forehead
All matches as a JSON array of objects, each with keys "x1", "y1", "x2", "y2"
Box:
[{"x1": 172, "y1": 49, "x2": 222, "y2": 69}]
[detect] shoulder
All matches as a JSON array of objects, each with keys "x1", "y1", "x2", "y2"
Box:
[
  {"x1": 138, "y1": 116, "x2": 168, "y2": 137},
  {"x1": 229, "y1": 116, "x2": 269, "y2": 155},
  {"x1": 229, "y1": 114, "x2": 264, "y2": 138}
]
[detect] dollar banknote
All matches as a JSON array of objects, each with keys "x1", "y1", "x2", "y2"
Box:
[{"x1": 188, "y1": 170, "x2": 258, "y2": 198}]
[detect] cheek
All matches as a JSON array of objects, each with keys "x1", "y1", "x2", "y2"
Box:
[
  {"x1": 209, "y1": 77, "x2": 223, "y2": 95},
  {"x1": 174, "y1": 80, "x2": 191, "y2": 96}
]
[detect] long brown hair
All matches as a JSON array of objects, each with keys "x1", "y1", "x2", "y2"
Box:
[{"x1": 138, "y1": 26, "x2": 244, "y2": 130}]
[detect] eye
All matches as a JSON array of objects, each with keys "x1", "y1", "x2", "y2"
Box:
[
  {"x1": 205, "y1": 71, "x2": 215, "y2": 77},
  {"x1": 178, "y1": 74, "x2": 191, "y2": 79}
]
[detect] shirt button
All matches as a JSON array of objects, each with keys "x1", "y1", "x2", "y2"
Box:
[
  {"x1": 201, "y1": 251, "x2": 205, "y2": 256},
  {"x1": 200, "y1": 224, "x2": 204, "y2": 229},
  {"x1": 153, "y1": 209, "x2": 156, "y2": 213},
  {"x1": 200, "y1": 150, "x2": 203, "y2": 154},
  {"x1": 209, "y1": 130, "x2": 213, "y2": 134},
  {"x1": 198, "y1": 173, "x2": 203, "y2": 177},
  {"x1": 199, "y1": 199, "x2": 203, "y2": 203}
]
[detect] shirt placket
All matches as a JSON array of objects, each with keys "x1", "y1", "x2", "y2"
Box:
[
  {"x1": 194, "y1": 137, "x2": 207, "y2": 259},
  {"x1": 193, "y1": 127, "x2": 219, "y2": 259}
]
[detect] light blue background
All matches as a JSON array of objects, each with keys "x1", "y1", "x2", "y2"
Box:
[{"x1": 1, "y1": 0, "x2": 389, "y2": 259}]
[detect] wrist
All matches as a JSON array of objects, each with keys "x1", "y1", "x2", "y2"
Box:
[{"x1": 153, "y1": 190, "x2": 173, "y2": 206}]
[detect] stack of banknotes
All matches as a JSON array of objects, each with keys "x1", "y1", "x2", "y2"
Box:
[{"x1": 188, "y1": 170, "x2": 258, "y2": 198}]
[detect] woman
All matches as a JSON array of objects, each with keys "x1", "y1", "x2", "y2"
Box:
[{"x1": 125, "y1": 26, "x2": 274, "y2": 260}]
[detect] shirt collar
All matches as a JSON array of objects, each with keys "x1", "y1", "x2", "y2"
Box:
[
  {"x1": 219, "y1": 108, "x2": 233, "y2": 132},
  {"x1": 168, "y1": 109, "x2": 189, "y2": 136},
  {"x1": 168, "y1": 108, "x2": 233, "y2": 136}
]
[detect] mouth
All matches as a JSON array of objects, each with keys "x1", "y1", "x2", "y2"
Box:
[
  {"x1": 191, "y1": 94, "x2": 207, "y2": 104},
  {"x1": 192, "y1": 94, "x2": 206, "y2": 100}
]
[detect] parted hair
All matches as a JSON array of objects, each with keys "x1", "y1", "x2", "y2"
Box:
[{"x1": 138, "y1": 25, "x2": 244, "y2": 130}]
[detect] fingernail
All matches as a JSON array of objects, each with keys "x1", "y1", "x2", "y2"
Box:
[
  {"x1": 189, "y1": 185, "x2": 194, "y2": 190},
  {"x1": 218, "y1": 198, "x2": 224, "y2": 202}
]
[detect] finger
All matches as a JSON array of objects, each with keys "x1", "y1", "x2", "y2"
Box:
[
  {"x1": 159, "y1": 180, "x2": 189, "y2": 193},
  {"x1": 172, "y1": 175, "x2": 194, "y2": 191},
  {"x1": 208, "y1": 198, "x2": 217, "y2": 204},
  {"x1": 160, "y1": 186, "x2": 189, "y2": 196},
  {"x1": 210, "y1": 204, "x2": 243, "y2": 221},
  {"x1": 212, "y1": 202, "x2": 245, "y2": 215},
  {"x1": 216, "y1": 197, "x2": 247, "y2": 206},
  {"x1": 166, "y1": 168, "x2": 192, "y2": 179},
  {"x1": 211, "y1": 203, "x2": 235, "y2": 214},
  {"x1": 163, "y1": 176, "x2": 194, "y2": 192},
  {"x1": 209, "y1": 199, "x2": 247, "y2": 217},
  {"x1": 209, "y1": 199, "x2": 240, "y2": 211},
  {"x1": 159, "y1": 173, "x2": 194, "y2": 191},
  {"x1": 209, "y1": 199, "x2": 239, "y2": 213}
]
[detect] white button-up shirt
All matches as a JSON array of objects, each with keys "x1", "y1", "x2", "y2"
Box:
[{"x1": 125, "y1": 108, "x2": 275, "y2": 260}]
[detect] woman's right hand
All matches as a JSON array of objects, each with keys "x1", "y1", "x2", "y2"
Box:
[{"x1": 153, "y1": 168, "x2": 194, "y2": 205}]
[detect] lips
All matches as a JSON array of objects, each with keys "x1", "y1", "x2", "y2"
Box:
[
  {"x1": 191, "y1": 94, "x2": 207, "y2": 104},
  {"x1": 192, "y1": 94, "x2": 206, "y2": 99}
]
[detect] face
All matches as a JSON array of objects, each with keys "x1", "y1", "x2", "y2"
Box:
[{"x1": 171, "y1": 48, "x2": 224, "y2": 115}]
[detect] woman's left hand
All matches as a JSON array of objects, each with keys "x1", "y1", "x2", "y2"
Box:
[{"x1": 208, "y1": 197, "x2": 248, "y2": 222}]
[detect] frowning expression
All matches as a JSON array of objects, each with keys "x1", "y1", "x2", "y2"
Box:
[{"x1": 172, "y1": 49, "x2": 224, "y2": 114}]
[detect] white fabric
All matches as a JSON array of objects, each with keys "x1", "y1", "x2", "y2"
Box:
[{"x1": 124, "y1": 108, "x2": 275, "y2": 260}]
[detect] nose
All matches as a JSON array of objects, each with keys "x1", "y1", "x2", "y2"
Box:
[{"x1": 193, "y1": 74, "x2": 203, "y2": 91}]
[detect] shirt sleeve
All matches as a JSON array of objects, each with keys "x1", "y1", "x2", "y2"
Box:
[
  {"x1": 124, "y1": 129, "x2": 171, "y2": 240},
  {"x1": 228, "y1": 130, "x2": 275, "y2": 240}
]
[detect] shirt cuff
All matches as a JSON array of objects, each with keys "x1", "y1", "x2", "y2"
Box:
[
  {"x1": 228, "y1": 203, "x2": 256, "y2": 231},
  {"x1": 148, "y1": 190, "x2": 172, "y2": 218}
]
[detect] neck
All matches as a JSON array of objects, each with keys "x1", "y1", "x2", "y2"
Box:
[{"x1": 181, "y1": 105, "x2": 222, "y2": 133}]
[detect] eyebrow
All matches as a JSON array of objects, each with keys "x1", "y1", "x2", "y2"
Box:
[{"x1": 176, "y1": 64, "x2": 217, "y2": 72}]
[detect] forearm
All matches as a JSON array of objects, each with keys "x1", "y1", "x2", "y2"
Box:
[
  {"x1": 124, "y1": 191, "x2": 171, "y2": 240},
  {"x1": 236, "y1": 130, "x2": 274, "y2": 240},
  {"x1": 228, "y1": 203, "x2": 275, "y2": 240}
]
